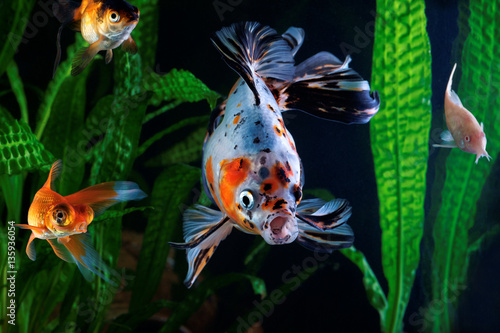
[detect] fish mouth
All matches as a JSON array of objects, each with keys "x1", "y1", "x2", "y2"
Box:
[
  {"x1": 75, "y1": 222, "x2": 87, "y2": 233},
  {"x1": 263, "y1": 213, "x2": 298, "y2": 245}
]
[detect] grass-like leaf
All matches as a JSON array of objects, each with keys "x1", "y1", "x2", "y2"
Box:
[
  {"x1": 6, "y1": 61, "x2": 28, "y2": 123},
  {"x1": 427, "y1": 1, "x2": 500, "y2": 331},
  {"x1": 0, "y1": 108, "x2": 54, "y2": 175},
  {"x1": 129, "y1": 164, "x2": 201, "y2": 311},
  {"x1": 93, "y1": 206, "x2": 153, "y2": 223},
  {"x1": 0, "y1": 0, "x2": 36, "y2": 78},
  {"x1": 370, "y1": 0, "x2": 432, "y2": 331},
  {"x1": 109, "y1": 299, "x2": 176, "y2": 333}
]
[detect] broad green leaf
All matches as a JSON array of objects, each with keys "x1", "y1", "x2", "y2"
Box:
[
  {"x1": 0, "y1": 0, "x2": 36, "y2": 78},
  {"x1": 0, "y1": 108, "x2": 54, "y2": 175},
  {"x1": 35, "y1": 36, "x2": 87, "y2": 141},
  {"x1": 370, "y1": 1, "x2": 432, "y2": 332},
  {"x1": 129, "y1": 164, "x2": 200, "y2": 311},
  {"x1": 144, "y1": 69, "x2": 220, "y2": 110},
  {"x1": 41, "y1": 65, "x2": 91, "y2": 195},
  {"x1": 427, "y1": 1, "x2": 500, "y2": 332},
  {"x1": 160, "y1": 273, "x2": 266, "y2": 333},
  {"x1": 6, "y1": 61, "x2": 28, "y2": 123}
]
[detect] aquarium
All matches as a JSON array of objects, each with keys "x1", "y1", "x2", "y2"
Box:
[{"x1": 1, "y1": 0, "x2": 499, "y2": 332}]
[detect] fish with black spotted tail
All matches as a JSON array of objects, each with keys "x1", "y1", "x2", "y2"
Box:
[
  {"x1": 52, "y1": 0, "x2": 140, "y2": 77},
  {"x1": 433, "y1": 63, "x2": 491, "y2": 164},
  {"x1": 15, "y1": 160, "x2": 147, "y2": 284},
  {"x1": 169, "y1": 22, "x2": 381, "y2": 288}
]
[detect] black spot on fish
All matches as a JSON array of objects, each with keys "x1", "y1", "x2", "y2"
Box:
[
  {"x1": 255, "y1": 121, "x2": 261, "y2": 126},
  {"x1": 238, "y1": 158, "x2": 244, "y2": 170},
  {"x1": 261, "y1": 148, "x2": 271, "y2": 153},
  {"x1": 294, "y1": 186, "x2": 302, "y2": 202},
  {"x1": 237, "y1": 204, "x2": 242, "y2": 210},
  {"x1": 260, "y1": 156, "x2": 266, "y2": 165},
  {"x1": 263, "y1": 183, "x2": 272, "y2": 191},
  {"x1": 210, "y1": 183, "x2": 214, "y2": 191},
  {"x1": 234, "y1": 117, "x2": 247, "y2": 130},
  {"x1": 234, "y1": 145, "x2": 238, "y2": 149},
  {"x1": 273, "y1": 199, "x2": 287, "y2": 210},
  {"x1": 225, "y1": 132, "x2": 227, "y2": 137},
  {"x1": 267, "y1": 104, "x2": 275, "y2": 112},
  {"x1": 243, "y1": 219, "x2": 254, "y2": 229},
  {"x1": 285, "y1": 161, "x2": 291, "y2": 171},
  {"x1": 259, "y1": 167, "x2": 270, "y2": 179},
  {"x1": 276, "y1": 167, "x2": 290, "y2": 183},
  {"x1": 248, "y1": 211, "x2": 253, "y2": 219},
  {"x1": 253, "y1": 137, "x2": 260, "y2": 144},
  {"x1": 233, "y1": 88, "x2": 238, "y2": 94}
]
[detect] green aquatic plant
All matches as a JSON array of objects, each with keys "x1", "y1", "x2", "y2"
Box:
[
  {"x1": 369, "y1": 0, "x2": 432, "y2": 331},
  {"x1": 425, "y1": 1, "x2": 500, "y2": 332}
]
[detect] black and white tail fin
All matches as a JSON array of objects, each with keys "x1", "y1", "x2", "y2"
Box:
[
  {"x1": 211, "y1": 22, "x2": 295, "y2": 104},
  {"x1": 275, "y1": 52, "x2": 380, "y2": 124},
  {"x1": 282, "y1": 27, "x2": 305, "y2": 56}
]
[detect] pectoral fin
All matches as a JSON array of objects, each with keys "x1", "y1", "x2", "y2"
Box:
[
  {"x1": 169, "y1": 205, "x2": 233, "y2": 288},
  {"x1": 432, "y1": 130, "x2": 458, "y2": 148},
  {"x1": 57, "y1": 234, "x2": 120, "y2": 285},
  {"x1": 71, "y1": 39, "x2": 102, "y2": 76},
  {"x1": 26, "y1": 233, "x2": 37, "y2": 261},
  {"x1": 105, "y1": 49, "x2": 113, "y2": 64},
  {"x1": 121, "y1": 36, "x2": 138, "y2": 55},
  {"x1": 295, "y1": 198, "x2": 354, "y2": 253},
  {"x1": 296, "y1": 198, "x2": 352, "y2": 230}
]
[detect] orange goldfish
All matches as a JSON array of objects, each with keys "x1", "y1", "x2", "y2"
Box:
[
  {"x1": 52, "y1": 0, "x2": 140, "y2": 76},
  {"x1": 433, "y1": 63, "x2": 491, "y2": 163},
  {"x1": 170, "y1": 22, "x2": 380, "y2": 287},
  {"x1": 15, "y1": 160, "x2": 146, "y2": 283}
]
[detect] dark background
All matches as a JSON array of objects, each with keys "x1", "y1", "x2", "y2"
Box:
[{"x1": 8, "y1": 0, "x2": 500, "y2": 332}]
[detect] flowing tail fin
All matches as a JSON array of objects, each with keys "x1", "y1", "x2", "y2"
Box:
[
  {"x1": 273, "y1": 51, "x2": 380, "y2": 124},
  {"x1": 64, "y1": 181, "x2": 147, "y2": 216},
  {"x1": 211, "y1": 22, "x2": 295, "y2": 105}
]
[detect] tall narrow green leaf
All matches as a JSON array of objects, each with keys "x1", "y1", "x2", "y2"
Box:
[
  {"x1": 370, "y1": 1, "x2": 432, "y2": 332},
  {"x1": 131, "y1": 0, "x2": 159, "y2": 70},
  {"x1": 6, "y1": 61, "x2": 29, "y2": 124},
  {"x1": 428, "y1": 1, "x2": 500, "y2": 332},
  {"x1": 130, "y1": 164, "x2": 200, "y2": 311},
  {"x1": 0, "y1": 108, "x2": 54, "y2": 175},
  {"x1": 0, "y1": 0, "x2": 36, "y2": 78}
]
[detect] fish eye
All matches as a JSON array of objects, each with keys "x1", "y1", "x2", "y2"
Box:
[
  {"x1": 109, "y1": 11, "x2": 120, "y2": 23},
  {"x1": 52, "y1": 209, "x2": 69, "y2": 226},
  {"x1": 465, "y1": 135, "x2": 471, "y2": 142},
  {"x1": 239, "y1": 190, "x2": 254, "y2": 210}
]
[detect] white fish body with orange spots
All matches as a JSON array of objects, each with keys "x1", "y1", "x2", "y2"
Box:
[
  {"x1": 170, "y1": 22, "x2": 381, "y2": 288},
  {"x1": 433, "y1": 63, "x2": 491, "y2": 164}
]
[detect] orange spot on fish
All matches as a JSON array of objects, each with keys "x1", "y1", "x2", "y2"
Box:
[
  {"x1": 219, "y1": 158, "x2": 251, "y2": 220},
  {"x1": 233, "y1": 115, "x2": 241, "y2": 125},
  {"x1": 237, "y1": 103, "x2": 242, "y2": 108},
  {"x1": 274, "y1": 125, "x2": 282, "y2": 136},
  {"x1": 205, "y1": 156, "x2": 220, "y2": 207}
]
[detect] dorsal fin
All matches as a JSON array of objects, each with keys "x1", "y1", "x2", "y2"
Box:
[
  {"x1": 43, "y1": 160, "x2": 63, "y2": 189},
  {"x1": 211, "y1": 22, "x2": 295, "y2": 105}
]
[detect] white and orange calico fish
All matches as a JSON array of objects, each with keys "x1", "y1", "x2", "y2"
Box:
[
  {"x1": 433, "y1": 63, "x2": 491, "y2": 163},
  {"x1": 170, "y1": 22, "x2": 380, "y2": 287},
  {"x1": 52, "y1": 0, "x2": 140, "y2": 76},
  {"x1": 15, "y1": 160, "x2": 146, "y2": 283}
]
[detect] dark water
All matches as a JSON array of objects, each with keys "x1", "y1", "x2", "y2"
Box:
[{"x1": 8, "y1": 0, "x2": 500, "y2": 332}]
